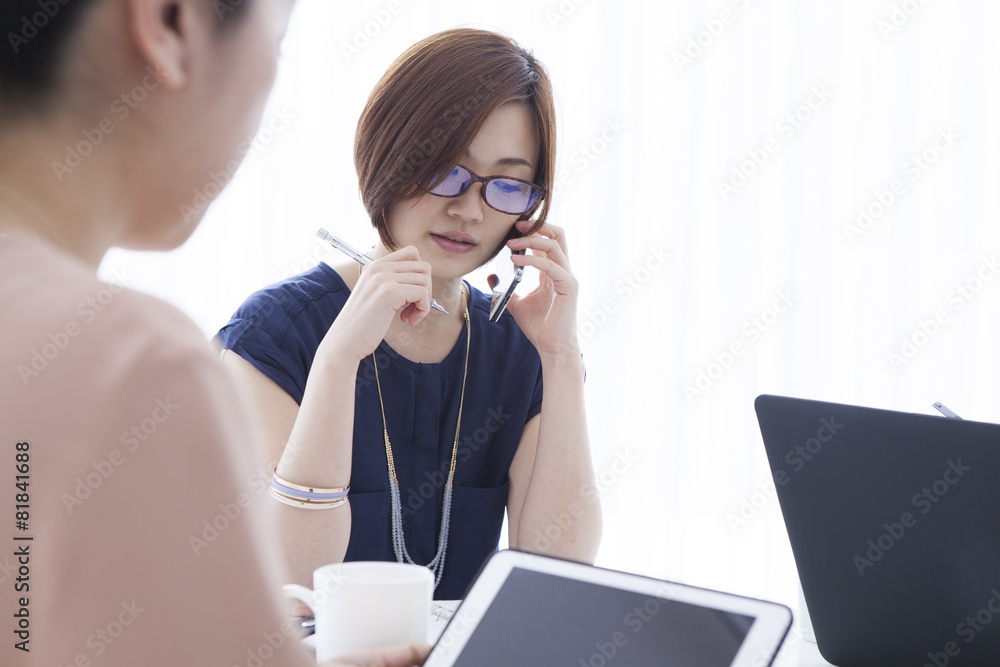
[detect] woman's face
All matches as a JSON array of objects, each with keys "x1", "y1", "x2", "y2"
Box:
[
  {"x1": 384, "y1": 102, "x2": 540, "y2": 280},
  {"x1": 196, "y1": 0, "x2": 297, "y2": 173},
  {"x1": 123, "y1": 0, "x2": 296, "y2": 249}
]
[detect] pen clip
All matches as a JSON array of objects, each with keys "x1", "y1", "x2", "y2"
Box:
[{"x1": 932, "y1": 402, "x2": 962, "y2": 420}]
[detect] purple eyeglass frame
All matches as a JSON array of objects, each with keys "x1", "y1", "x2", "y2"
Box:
[{"x1": 429, "y1": 164, "x2": 546, "y2": 216}]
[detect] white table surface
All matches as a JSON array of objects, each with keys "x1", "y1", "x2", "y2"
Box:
[
  {"x1": 772, "y1": 631, "x2": 836, "y2": 667},
  {"x1": 302, "y1": 600, "x2": 460, "y2": 653}
]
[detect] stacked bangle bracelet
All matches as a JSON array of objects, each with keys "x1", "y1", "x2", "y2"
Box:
[{"x1": 269, "y1": 469, "x2": 349, "y2": 510}]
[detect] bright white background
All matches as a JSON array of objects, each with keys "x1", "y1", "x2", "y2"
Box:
[{"x1": 99, "y1": 0, "x2": 1000, "y2": 613}]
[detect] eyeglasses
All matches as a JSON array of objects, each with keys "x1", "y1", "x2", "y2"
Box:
[{"x1": 428, "y1": 165, "x2": 545, "y2": 216}]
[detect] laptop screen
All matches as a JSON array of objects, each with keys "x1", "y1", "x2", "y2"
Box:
[
  {"x1": 755, "y1": 394, "x2": 1000, "y2": 664},
  {"x1": 449, "y1": 567, "x2": 755, "y2": 666}
]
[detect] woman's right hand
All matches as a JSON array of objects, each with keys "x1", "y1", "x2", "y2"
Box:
[{"x1": 318, "y1": 246, "x2": 433, "y2": 363}]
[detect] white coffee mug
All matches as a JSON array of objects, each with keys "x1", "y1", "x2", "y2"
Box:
[{"x1": 283, "y1": 561, "x2": 432, "y2": 662}]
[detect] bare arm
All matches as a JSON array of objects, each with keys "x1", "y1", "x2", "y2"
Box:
[
  {"x1": 221, "y1": 349, "x2": 357, "y2": 592},
  {"x1": 506, "y1": 356, "x2": 601, "y2": 561},
  {"x1": 503, "y1": 220, "x2": 602, "y2": 561}
]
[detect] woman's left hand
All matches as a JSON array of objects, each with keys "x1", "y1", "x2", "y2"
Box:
[{"x1": 501, "y1": 218, "x2": 581, "y2": 359}]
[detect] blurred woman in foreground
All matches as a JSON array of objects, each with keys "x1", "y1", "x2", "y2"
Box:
[{"x1": 0, "y1": 0, "x2": 423, "y2": 664}]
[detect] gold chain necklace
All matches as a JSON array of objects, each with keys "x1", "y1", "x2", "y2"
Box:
[{"x1": 372, "y1": 285, "x2": 470, "y2": 590}]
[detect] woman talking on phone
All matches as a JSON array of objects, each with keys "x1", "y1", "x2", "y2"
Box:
[{"x1": 217, "y1": 29, "x2": 602, "y2": 600}]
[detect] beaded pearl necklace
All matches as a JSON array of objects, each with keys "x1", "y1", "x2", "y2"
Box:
[{"x1": 372, "y1": 286, "x2": 470, "y2": 590}]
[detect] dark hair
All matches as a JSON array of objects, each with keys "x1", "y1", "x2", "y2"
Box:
[
  {"x1": 354, "y1": 28, "x2": 557, "y2": 250},
  {"x1": 1, "y1": 0, "x2": 99, "y2": 111},
  {"x1": 1, "y1": 0, "x2": 250, "y2": 116}
]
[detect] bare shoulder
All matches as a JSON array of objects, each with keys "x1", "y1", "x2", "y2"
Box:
[
  {"x1": 326, "y1": 259, "x2": 360, "y2": 291},
  {"x1": 3, "y1": 253, "x2": 227, "y2": 420}
]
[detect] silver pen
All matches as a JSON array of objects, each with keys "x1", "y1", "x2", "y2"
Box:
[{"x1": 316, "y1": 228, "x2": 448, "y2": 314}]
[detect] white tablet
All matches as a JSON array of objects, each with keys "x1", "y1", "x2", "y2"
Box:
[{"x1": 423, "y1": 550, "x2": 791, "y2": 667}]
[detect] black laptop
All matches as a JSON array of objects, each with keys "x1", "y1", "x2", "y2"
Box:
[{"x1": 755, "y1": 394, "x2": 1000, "y2": 667}]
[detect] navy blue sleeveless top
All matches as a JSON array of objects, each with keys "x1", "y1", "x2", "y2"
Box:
[{"x1": 215, "y1": 262, "x2": 543, "y2": 599}]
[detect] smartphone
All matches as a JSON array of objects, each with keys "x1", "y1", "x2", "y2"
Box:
[{"x1": 488, "y1": 228, "x2": 524, "y2": 322}]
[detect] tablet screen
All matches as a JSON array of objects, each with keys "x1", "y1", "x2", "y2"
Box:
[{"x1": 449, "y1": 567, "x2": 755, "y2": 666}]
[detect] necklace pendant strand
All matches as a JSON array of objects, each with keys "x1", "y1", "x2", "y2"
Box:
[{"x1": 374, "y1": 286, "x2": 470, "y2": 590}]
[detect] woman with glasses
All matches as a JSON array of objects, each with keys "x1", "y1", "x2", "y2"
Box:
[{"x1": 217, "y1": 28, "x2": 602, "y2": 602}]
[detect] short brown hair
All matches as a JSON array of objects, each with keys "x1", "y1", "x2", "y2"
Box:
[{"x1": 354, "y1": 28, "x2": 556, "y2": 250}]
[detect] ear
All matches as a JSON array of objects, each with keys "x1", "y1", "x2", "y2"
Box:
[{"x1": 126, "y1": 0, "x2": 193, "y2": 90}]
